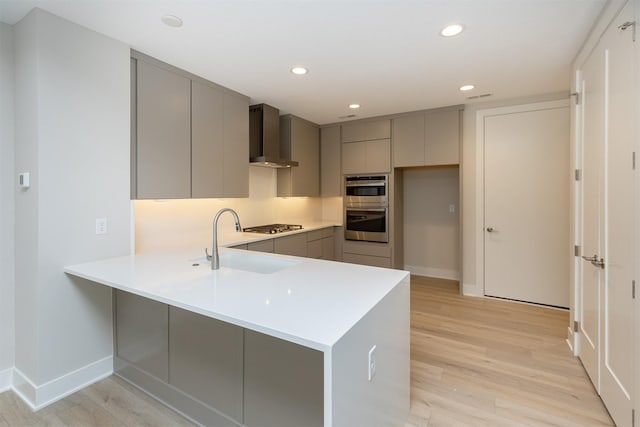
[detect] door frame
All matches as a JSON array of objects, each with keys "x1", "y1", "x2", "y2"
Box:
[{"x1": 474, "y1": 99, "x2": 571, "y2": 299}]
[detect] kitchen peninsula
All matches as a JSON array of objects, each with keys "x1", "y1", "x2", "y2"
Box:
[{"x1": 64, "y1": 235, "x2": 410, "y2": 427}]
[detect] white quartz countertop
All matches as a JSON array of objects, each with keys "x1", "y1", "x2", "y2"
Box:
[
  {"x1": 215, "y1": 221, "x2": 341, "y2": 248},
  {"x1": 64, "y1": 246, "x2": 408, "y2": 352}
]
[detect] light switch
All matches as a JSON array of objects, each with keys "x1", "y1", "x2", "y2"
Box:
[
  {"x1": 449, "y1": 204, "x2": 456, "y2": 213},
  {"x1": 95, "y1": 218, "x2": 107, "y2": 235},
  {"x1": 19, "y1": 172, "x2": 30, "y2": 188}
]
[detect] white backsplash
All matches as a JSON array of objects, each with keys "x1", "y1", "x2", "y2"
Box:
[{"x1": 134, "y1": 167, "x2": 340, "y2": 252}]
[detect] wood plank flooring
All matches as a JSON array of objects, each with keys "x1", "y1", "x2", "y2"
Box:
[{"x1": 0, "y1": 276, "x2": 612, "y2": 426}]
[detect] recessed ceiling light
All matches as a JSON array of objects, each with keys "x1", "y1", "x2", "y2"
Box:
[
  {"x1": 290, "y1": 66, "x2": 308, "y2": 75},
  {"x1": 161, "y1": 15, "x2": 183, "y2": 28},
  {"x1": 459, "y1": 84, "x2": 475, "y2": 91},
  {"x1": 348, "y1": 103, "x2": 361, "y2": 109},
  {"x1": 440, "y1": 24, "x2": 464, "y2": 37}
]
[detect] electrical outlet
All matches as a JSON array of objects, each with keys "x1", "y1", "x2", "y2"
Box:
[
  {"x1": 449, "y1": 204, "x2": 456, "y2": 213},
  {"x1": 96, "y1": 218, "x2": 107, "y2": 235},
  {"x1": 368, "y1": 345, "x2": 377, "y2": 381}
]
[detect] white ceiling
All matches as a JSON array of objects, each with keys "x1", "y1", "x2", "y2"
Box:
[{"x1": 0, "y1": 0, "x2": 605, "y2": 124}]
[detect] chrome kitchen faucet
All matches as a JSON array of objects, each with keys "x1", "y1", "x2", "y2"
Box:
[{"x1": 206, "y1": 208, "x2": 242, "y2": 270}]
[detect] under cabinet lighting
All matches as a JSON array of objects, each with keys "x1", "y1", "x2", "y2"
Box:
[
  {"x1": 348, "y1": 103, "x2": 361, "y2": 109},
  {"x1": 459, "y1": 84, "x2": 475, "y2": 91}
]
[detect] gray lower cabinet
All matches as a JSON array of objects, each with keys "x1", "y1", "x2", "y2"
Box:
[
  {"x1": 307, "y1": 228, "x2": 335, "y2": 260},
  {"x1": 244, "y1": 330, "x2": 323, "y2": 427},
  {"x1": 134, "y1": 59, "x2": 191, "y2": 199},
  {"x1": 114, "y1": 292, "x2": 324, "y2": 427},
  {"x1": 274, "y1": 233, "x2": 308, "y2": 257},
  {"x1": 247, "y1": 239, "x2": 274, "y2": 253},
  {"x1": 169, "y1": 307, "x2": 243, "y2": 423},
  {"x1": 115, "y1": 290, "x2": 168, "y2": 382}
]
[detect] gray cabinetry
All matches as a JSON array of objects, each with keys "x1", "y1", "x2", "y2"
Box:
[
  {"x1": 342, "y1": 139, "x2": 391, "y2": 174},
  {"x1": 278, "y1": 115, "x2": 320, "y2": 197},
  {"x1": 341, "y1": 119, "x2": 391, "y2": 174},
  {"x1": 320, "y1": 126, "x2": 341, "y2": 196},
  {"x1": 247, "y1": 239, "x2": 274, "y2": 253},
  {"x1": 244, "y1": 330, "x2": 323, "y2": 427},
  {"x1": 392, "y1": 107, "x2": 461, "y2": 167},
  {"x1": 134, "y1": 59, "x2": 191, "y2": 199},
  {"x1": 169, "y1": 307, "x2": 243, "y2": 423},
  {"x1": 274, "y1": 233, "x2": 308, "y2": 257},
  {"x1": 192, "y1": 80, "x2": 224, "y2": 197},
  {"x1": 341, "y1": 119, "x2": 391, "y2": 143},
  {"x1": 132, "y1": 52, "x2": 249, "y2": 199},
  {"x1": 306, "y1": 228, "x2": 335, "y2": 260},
  {"x1": 115, "y1": 290, "x2": 168, "y2": 381}
]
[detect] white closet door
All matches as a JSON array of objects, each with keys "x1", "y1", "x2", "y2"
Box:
[{"x1": 484, "y1": 104, "x2": 570, "y2": 307}]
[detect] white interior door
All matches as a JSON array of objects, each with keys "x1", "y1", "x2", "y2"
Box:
[
  {"x1": 484, "y1": 104, "x2": 570, "y2": 307},
  {"x1": 599, "y1": 2, "x2": 635, "y2": 424},
  {"x1": 579, "y1": 40, "x2": 605, "y2": 391},
  {"x1": 578, "y1": 2, "x2": 636, "y2": 425}
]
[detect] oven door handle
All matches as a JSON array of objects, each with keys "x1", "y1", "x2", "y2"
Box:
[
  {"x1": 346, "y1": 208, "x2": 387, "y2": 213},
  {"x1": 345, "y1": 181, "x2": 386, "y2": 187}
]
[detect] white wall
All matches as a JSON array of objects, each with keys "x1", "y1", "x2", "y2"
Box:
[
  {"x1": 135, "y1": 167, "x2": 326, "y2": 252},
  {"x1": 0, "y1": 21, "x2": 16, "y2": 375},
  {"x1": 460, "y1": 92, "x2": 569, "y2": 295},
  {"x1": 13, "y1": 8, "x2": 131, "y2": 403},
  {"x1": 403, "y1": 167, "x2": 459, "y2": 280}
]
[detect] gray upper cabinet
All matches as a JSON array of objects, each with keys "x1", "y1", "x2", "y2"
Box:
[
  {"x1": 320, "y1": 126, "x2": 341, "y2": 196},
  {"x1": 222, "y1": 93, "x2": 250, "y2": 197},
  {"x1": 341, "y1": 119, "x2": 391, "y2": 174},
  {"x1": 341, "y1": 119, "x2": 390, "y2": 143},
  {"x1": 132, "y1": 52, "x2": 249, "y2": 200},
  {"x1": 392, "y1": 107, "x2": 461, "y2": 168},
  {"x1": 277, "y1": 115, "x2": 319, "y2": 197},
  {"x1": 135, "y1": 59, "x2": 191, "y2": 199},
  {"x1": 192, "y1": 81, "x2": 224, "y2": 198}
]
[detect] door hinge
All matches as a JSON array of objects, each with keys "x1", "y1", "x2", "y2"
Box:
[
  {"x1": 575, "y1": 169, "x2": 581, "y2": 181},
  {"x1": 574, "y1": 320, "x2": 579, "y2": 333},
  {"x1": 570, "y1": 92, "x2": 581, "y2": 105},
  {"x1": 618, "y1": 21, "x2": 636, "y2": 42},
  {"x1": 633, "y1": 280, "x2": 636, "y2": 299},
  {"x1": 574, "y1": 245, "x2": 581, "y2": 257}
]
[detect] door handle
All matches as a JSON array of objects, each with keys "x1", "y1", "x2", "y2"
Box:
[
  {"x1": 582, "y1": 254, "x2": 605, "y2": 269},
  {"x1": 486, "y1": 227, "x2": 498, "y2": 233}
]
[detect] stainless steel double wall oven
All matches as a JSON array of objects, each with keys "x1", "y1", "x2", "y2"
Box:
[{"x1": 344, "y1": 175, "x2": 389, "y2": 243}]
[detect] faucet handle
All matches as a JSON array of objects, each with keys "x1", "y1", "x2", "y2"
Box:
[{"x1": 205, "y1": 248, "x2": 212, "y2": 261}]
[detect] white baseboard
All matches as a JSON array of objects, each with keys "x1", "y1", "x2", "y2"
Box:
[
  {"x1": 11, "y1": 356, "x2": 113, "y2": 410},
  {"x1": 0, "y1": 367, "x2": 12, "y2": 392},
  {"x1": 462, "y1": 282, "x2": 482, "y2": 297},
  {"x1": 404, "y1": 265, "x2": 459, "y2": 281}
]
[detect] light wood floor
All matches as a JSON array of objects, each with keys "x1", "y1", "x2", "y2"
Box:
[{"x1": 0, "y1": 276, "x2": 613, "y2": 426}]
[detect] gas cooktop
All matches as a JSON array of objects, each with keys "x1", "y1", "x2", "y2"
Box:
[{"x1": 243, "y1": 224, "x2": 303, "y2": 234}]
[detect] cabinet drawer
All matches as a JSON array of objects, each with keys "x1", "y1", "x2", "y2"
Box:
[
  {"x1": 306, "y1": 229, "x2": 325, "y2": 242},
  {"x1": 274, "y1": 233, "x2": 307, "y2": 257},
  {"x1": 342, "y1": 253, "x2": 392, "y2": 268}
]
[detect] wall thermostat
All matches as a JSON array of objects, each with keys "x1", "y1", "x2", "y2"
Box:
[{"x1": 19, "y1": 172, "x2": 30, "y2": 188}]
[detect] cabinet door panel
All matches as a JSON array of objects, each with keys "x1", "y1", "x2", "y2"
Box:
[
  {"x1": 342, "y1": 141, "x2": 366, "y2": 175},
  {"x1": 244, "y1": 330, "x2": 323, "y2": 427},
  {"x1": 320, "y1": 126, "x2": 341, "y2": 196},
  {"x1": 307, "y1": 239, "x2": 322, "y2": 259},
  {"x1": 322, "y1": 237, "x2": 335, "y2": 260},
  {"x1": 393, "y1": 114, "x2": 425, "y2": 167},
  {"x1": 169, "y1": 307, "x2": 243, "y2": 422},
  {"x1": 274, "y1": 233, "x2": 307, "y2": 257},
  {"x1": 292, "y1": 119, "x2": 320, "y2": 197},
  {"x1": 223, "y1": 93, "x2": 249, "y2": 197},
  {"x1": 191, "y1": 81, "x2": 224, "y2": 198},
  {"x1": 341, "y1": 119, "x2": 390, "y2": 142},
  {"x1": 365, "y1": 139, "x2": 391, "y2": 173},
  {"x1": 115, "y1": 290, "x2": 168, "y2": 381},
  {"x1": 248, "y1": 239, "x2": 274, "y2": 253},
  {"x1": 425, "y1": 110, "x2": 460, "y2": 165},
  {"x1": 136, "y1": 60, "x2": 191, "y2": 199}
]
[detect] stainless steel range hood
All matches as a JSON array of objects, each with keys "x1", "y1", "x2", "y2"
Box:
[{"x1": 249, "y1": 104, "x2": 299, "y2": 168}]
